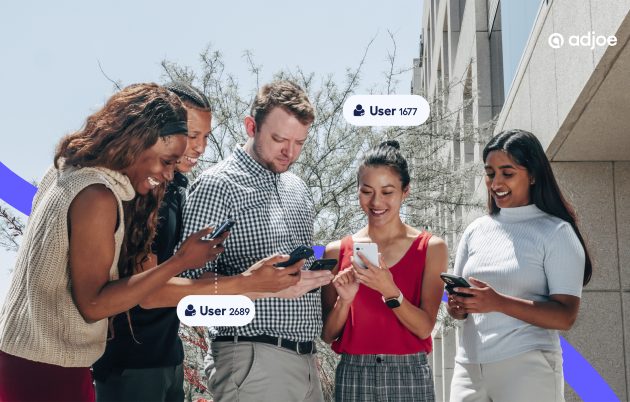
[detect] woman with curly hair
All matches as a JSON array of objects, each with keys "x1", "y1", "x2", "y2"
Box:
[{"x1": 0, "y1": 83, "x2": 248, "y2": 401}]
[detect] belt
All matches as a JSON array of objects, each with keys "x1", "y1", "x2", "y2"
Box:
[{"x1": 214, "y1": 334, "x2": 317, "y2": 355}]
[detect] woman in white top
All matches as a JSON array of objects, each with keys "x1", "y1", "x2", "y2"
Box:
[{"x1": 447, "y1": 129, "x2": 592, "y2": 402}]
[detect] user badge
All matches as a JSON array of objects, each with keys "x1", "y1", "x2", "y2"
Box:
[
  {"x1": 343, "y1": 94, "x2": 430, "y2": 126},
  {"x1": 177, "y1": 295, "x2": 256, "y2": 326}
]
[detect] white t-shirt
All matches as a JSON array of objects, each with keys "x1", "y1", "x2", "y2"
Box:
[{"x1": 454, "y1": 204, "x2": 585, "y2": 364}]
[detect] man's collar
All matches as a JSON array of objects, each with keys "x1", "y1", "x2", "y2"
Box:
[{"x1": 233, "y1": 145, "x2": 279, "y2": 180}]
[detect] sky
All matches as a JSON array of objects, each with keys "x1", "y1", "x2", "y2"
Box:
[{"x1": 0, "y1": 0, "x2": 423, "y2": 302}]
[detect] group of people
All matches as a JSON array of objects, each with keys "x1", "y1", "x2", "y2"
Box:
[{"x1": 0, "y1": 79, "x2": 590, "y2": 402}]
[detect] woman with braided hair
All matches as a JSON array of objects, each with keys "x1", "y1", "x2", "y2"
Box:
[{"x1": 92, "y1": 81, "x2": 215, "y2": 402}]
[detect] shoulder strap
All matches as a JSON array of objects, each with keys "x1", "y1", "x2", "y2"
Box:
[
  {"x1": 337, "y1": 235, "x2": 354, "y2": 271},
  {"x1": 415, "y1": 231, "x2": 433, "y2": 265}
]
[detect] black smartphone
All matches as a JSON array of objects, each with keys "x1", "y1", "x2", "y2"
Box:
[
  {"x1": 209, "y1": 219, "x2": 235, "y2": 240},
  {"x1": 440, "y1": 273, "x2": 473, "y2": 298},
  {"x1": 307, "y1": 258, "x2": 337, "y2": 293},
  {"x1": 309, "y1": 259, "x2": 337, "y2": 271},
  {"x1": 275, "y1": 245, "x2": 314, "y2": 267}
]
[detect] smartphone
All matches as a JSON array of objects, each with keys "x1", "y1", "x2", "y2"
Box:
[
  {"x1": 209, "y1": 219, "x2": 235, "y2": 240},
  {"x1": 275, "y1": 245, "x2": 314, "y2": 268},
  {"x1": 306, "y1": 258, "x2": 338, "y2": 293},
  {"x1": 353, "y1": 242, "x2": 379, "y2": 269},
  {"x1": 309, "y1": 259, "x2": 337, "y2": 271},
  {"x1": 440, "y1": 273, "x2": 473, "y2": 297}
]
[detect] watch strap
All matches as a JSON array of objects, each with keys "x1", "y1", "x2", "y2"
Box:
[{"x1": 382, "y1": 290, "x2": 403, "y2": 307}]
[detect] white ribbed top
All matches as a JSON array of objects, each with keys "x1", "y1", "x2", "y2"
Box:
[
  {"x1": 454, "y1": 204, "x2": 585, "y2": 364},
  {"x1": 0, "y1": 162, "x2": 135, "y2": 367}
]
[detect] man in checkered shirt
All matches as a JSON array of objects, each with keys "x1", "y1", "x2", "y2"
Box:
[{"x1": 179, "y1": 80, "x2": 331, "y2": 402}]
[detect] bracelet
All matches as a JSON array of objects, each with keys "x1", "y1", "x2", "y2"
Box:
[{"x1": 214, "y1": 270, "x2": 218, "y2": 294}]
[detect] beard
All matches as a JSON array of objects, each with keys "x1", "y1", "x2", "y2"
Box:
[{"x1": 252, "y1": 138, "x2": 292, "y2": 173}]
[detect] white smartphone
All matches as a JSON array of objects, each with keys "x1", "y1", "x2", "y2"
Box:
[{"x1": 353, "y1": 242, "x2": 379, "y2": 269}]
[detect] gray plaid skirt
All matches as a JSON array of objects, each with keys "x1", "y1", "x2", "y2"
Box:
[{"x1": 335, "y1": 352, "x2": 435, "y2": 402}]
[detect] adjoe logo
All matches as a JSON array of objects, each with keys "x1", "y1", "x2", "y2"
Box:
[
  {"x1": 548, "y1": 32, "x2": 618, "y2": 49},
  {"x1": 343, "y1": 95, "x2": 430, "y2": 126},
  {"x1": 548, "y1": 32, "x2": 565, "y2": 49},
  {"x1": 177, "y1": 295, "x2": 255, "y2": 326}
]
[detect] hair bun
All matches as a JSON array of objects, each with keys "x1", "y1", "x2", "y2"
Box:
[{"x1": 380, "y1": 140, "x2": 400, "y2": 150}]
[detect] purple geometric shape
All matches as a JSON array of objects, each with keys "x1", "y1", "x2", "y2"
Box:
[{"x1": 0, "y1": 161, "x2": 37, "y2": 215}]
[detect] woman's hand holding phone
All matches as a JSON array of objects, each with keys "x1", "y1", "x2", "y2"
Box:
[
  {"x1": 447, "y1": 293, "x2": 468, "y2": 319},
  {"x1": 352, "y1": 243, "x2": 379, "y2": 269},
  {"x1": 441, "y1": 273, "x2": 472, "y2": 319},
  {"x1": 172, "y1": 226, "x2": 229, "y2": 273},
  {"x1": 209, "y1": 219, "x2": 235, "y2": 240},
  {"x1": 351, "y1": 253, "x2": 399, "y2": 299},
  {"x1": 451, "y1": 277, "x2": 505, "y2": 314}
]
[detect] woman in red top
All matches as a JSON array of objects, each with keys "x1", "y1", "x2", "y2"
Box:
[{"x1": 322, "y1": 140, "x2": 447, "y2": 402}]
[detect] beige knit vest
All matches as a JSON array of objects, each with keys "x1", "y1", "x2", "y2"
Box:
[{"x1": 0, "y1": 162, "x2": 135, "y2": 367}]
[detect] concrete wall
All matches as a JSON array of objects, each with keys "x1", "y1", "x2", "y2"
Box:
[{"x1": 553, "y1": 162, "x2": 629, "y2": 401}]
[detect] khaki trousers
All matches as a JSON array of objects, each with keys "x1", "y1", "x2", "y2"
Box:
[
  {"x1": 209, "y1": 341, "x2": 324, "y2": 402},
  {"x1": 450, "y1": 349, "x2": 564, "y2": 402}
]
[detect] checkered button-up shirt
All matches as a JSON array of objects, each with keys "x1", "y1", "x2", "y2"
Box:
[{"x1": 178, "y1": 146, "x2": 321, "y2": 341}]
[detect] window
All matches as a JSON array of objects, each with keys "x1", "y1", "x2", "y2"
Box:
[{"x1": 500, "y1": 0, "x2": 541, "y2": 96}]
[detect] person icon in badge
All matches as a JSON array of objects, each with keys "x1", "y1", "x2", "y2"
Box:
[
  {"x1": 354, "y1": 104, "x2": 365, "y2": 116},
  {"x1": 185, "y1": 304, "x2": 196, "y2": 316}
]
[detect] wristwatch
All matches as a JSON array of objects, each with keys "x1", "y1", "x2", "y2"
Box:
[{"x1": 382, "y1": 291, "x2": 403, "y2": 309}]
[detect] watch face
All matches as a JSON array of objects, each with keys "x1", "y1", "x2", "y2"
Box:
[{"x1": 385, "y1": 299, "x2": 401, "y2": 308}]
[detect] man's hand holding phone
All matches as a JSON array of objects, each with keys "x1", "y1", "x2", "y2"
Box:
[
  {"x1": 305, "y1": 259, "x2": 337, "y2": 293},
  {"x1": 269, "y1": 269, "x2": 334, "y2": 299},
  {"x1": 241, "y1": 254, "x2": 304, "y2": 293},
  {"x1": 274, "y1": 245, "x2": 314, "y2": 268},
  {"x1": 242, "y1": 246, "x2": 333, "y2": 299}
]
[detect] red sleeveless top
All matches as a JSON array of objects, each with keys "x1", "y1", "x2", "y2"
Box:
[{"x1": 331, "y1": 232, "x2": 433, "y2": 355}]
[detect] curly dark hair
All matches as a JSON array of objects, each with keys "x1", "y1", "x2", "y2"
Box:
[{"x1": 54, "y1": 82, "x2": 187, "y2": 278}]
